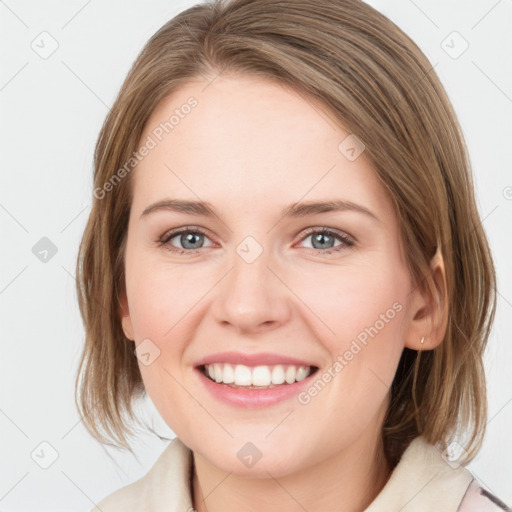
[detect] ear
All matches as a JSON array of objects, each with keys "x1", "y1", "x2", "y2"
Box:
[
  {"x1": 119, "y1": 292, "x2": 135, "y2": 342},
  {"x1": 404, "y1": 246, "x2": 449, "y2": 351}
]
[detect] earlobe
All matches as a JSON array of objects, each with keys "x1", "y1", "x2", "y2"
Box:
[
  {"x1": 404, "y1": 246, "x2": 449, "y2": 351},
  {"x1": 119, "y1": 293, "x2": 135, "y2": 341}
]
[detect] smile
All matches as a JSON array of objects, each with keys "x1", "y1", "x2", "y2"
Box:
[
  {"x1": 195, "y1": 363, "x2": 319, "y2": 407},
  {"x1": 201, "y1": 363, "x2": 316, "y2": 388}
]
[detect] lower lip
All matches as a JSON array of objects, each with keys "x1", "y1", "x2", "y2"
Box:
[{"x1": 195, "y1": 368, "x2": 317, "y2": 408}]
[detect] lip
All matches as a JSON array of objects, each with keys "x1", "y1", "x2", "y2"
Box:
[
  {"x1": 194, "y1": 366, "x2": 319, "y2": 408},
  {"x1": 193, "y1": 351, "x2": 318, "y2": 368}
]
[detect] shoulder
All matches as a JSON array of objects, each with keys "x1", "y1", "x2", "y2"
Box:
[
  {"x1": 365, "y1": 436, "x2": 509, "y2": 512},
  {"x1": 457, "y1": 479, "x2": 511, "y2": 512},
  {"x1": 89, "y1": 437, "x2": 194, "y2": 512}
]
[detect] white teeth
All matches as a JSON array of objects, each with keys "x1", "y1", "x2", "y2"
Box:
[
  {"x1": 252, "y1": 366, "x2": 271, "y2": 386},
  {"x1": 203, "y1": 363, "x2": 313, "y2": 387},
  {"x1": 271, "y1": 365, "x2": 286, "y2": 384},
  {"x1": 222, "y1": 363, "x2": 235, "y2": 384},
  {"x1": 295, "y1": 366, "x2": 309, "y2": 381},
  {"x1": 234, "y1": 364, "x2": 252, "y2": 386},
  {"x1": 285, "y1": 365, "x2": 296, "y2": 384},
  {"x1": 214, "y1": 363, "x2": 223, "y2": 383}
]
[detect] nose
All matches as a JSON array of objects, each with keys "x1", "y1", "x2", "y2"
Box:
[{"x1": 211, "y1": 243, "x2": 292, "y2": 335}]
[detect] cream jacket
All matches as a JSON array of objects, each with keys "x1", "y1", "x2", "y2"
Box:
[{"x1": 91, "y1": 436, "x2": 510, "y2": 511}]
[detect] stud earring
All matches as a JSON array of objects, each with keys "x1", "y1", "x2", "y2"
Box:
[{"x1": 420, "y1": 336, "x2": 425, "y2": 346}]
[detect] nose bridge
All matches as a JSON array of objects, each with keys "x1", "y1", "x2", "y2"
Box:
[
  {"x1": 212, "y1": 233, "x2": 290, "y2": 332},
  {"x1": 232, "y1": 235, "x2": 271, "y2": 289}
]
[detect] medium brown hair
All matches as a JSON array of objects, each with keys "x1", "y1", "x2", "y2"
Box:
[{"x1": 75, "y1": 0, "x2": 496, "y2": 467}]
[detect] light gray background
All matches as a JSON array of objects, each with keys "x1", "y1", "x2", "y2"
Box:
[{"x1": 1, "y1": 1, "x2": 511, "y2": 510}]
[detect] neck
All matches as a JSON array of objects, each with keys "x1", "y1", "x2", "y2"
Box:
[{"x1": 191, "y1": 428, "x2": 391, "y2": 512}]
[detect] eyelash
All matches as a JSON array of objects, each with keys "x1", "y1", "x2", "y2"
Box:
[{"x1": 157, "y1": 226, "x2": 355, "y2": 256}]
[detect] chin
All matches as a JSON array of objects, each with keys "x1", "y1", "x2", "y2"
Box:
[{"x1": 195, "y1": 436, "x2": 308, "y2": 478}]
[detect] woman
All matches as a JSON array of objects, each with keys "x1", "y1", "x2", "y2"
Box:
[{"x1": 75, "y1": 0, "x2": 510, "y2": 510}]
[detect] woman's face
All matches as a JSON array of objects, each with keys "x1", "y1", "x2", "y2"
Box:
[{"x1": 120, "y1": 74, "x2": 418, "y2": 476}]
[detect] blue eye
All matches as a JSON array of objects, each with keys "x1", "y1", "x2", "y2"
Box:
[
  {"x1": 158, "y1": 226, "x2": 354, "y2": 256},
  {"x1": 298, "y1": 227, "x2": 354, "y2": 254},
  {"x1": 159, "y1": 226, "x2": 213, "y2": 255}
]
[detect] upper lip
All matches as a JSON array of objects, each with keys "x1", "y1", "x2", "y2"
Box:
[{"x1": 194, "y1": 351, "x2": 319, "y2": 368}]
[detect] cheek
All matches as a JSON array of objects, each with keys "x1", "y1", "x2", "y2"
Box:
[
  {"x1": 293, "y1": 260, "x2": 407, "y2": 338},
  {"x1": 125, "y1": 260, "x2": 216, "y2": 392},
  {"x1": 290, "y1": 258, "x2": 409, "y2": 398},
  {"x1": 127, "y1": 267, "x2": 196, "y2": 423},
  {"x1": 124, "y1": 262, "x2": 190, "y2": 400},
  {"x1": 126, "y1": 256, "x2": 202, "y2": 340},
  {"x1": 292, "y1": 269, "x2": 407, "y2": 433}
]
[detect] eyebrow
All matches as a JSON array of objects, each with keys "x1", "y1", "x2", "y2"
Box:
[{"x1": 140, "y1": 198, "x2": 380, "y2": 223}]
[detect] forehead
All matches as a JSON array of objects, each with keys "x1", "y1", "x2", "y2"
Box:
[{"x1": 131, "y1": 73, "x2": 394, "y2": 221}]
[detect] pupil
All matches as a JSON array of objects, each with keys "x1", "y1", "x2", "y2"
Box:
[
  {"x1": 313, "y1": 233, "x2": 333, "y2": 249},
  {"x1": 182, "y1": 233, "x2": 202, "y2": 249}
]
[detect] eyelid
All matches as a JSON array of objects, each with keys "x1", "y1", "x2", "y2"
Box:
[
  {"x1": 160, "y1": 225, "x2": 210, "y2": 241},
  {"x1": 158, "y1": 225, "x2": 355, "y2": 255},
  {"x1": 295, "y1": 226, "x2": 355, "y2": 245},
  {"x1": 159, "y1": 225, "x2": 216, "y2": 249}
]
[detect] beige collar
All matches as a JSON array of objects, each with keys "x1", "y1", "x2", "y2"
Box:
[
  {"x1": 365, "y1": 436, "x2": 473, "y2": 511},
  {"x1": 94, "y1": 436, "x2": 473, "y2": 511}
]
